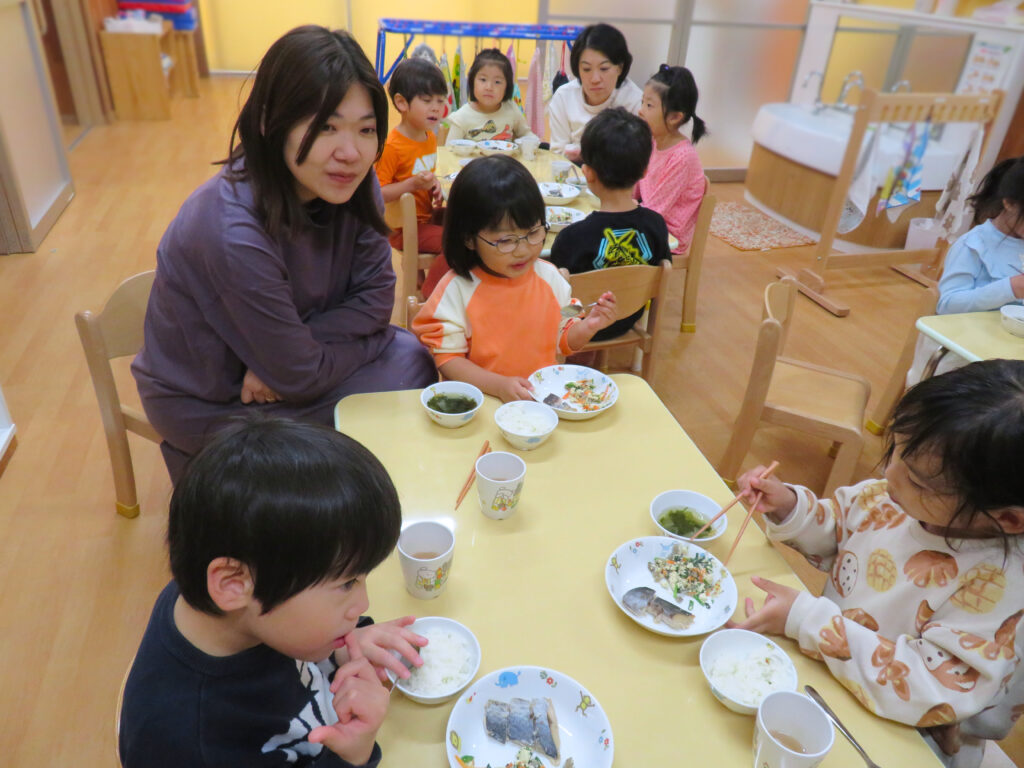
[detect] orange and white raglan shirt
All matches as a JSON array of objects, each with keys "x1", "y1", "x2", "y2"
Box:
[
  {"x1": 374, "y1": 128, "x2": 437, "y2": 224},
  {"x1": 411, "y1": 259, "x2": 579, "y2": 377},
  {"x1": 767, "y1": 478, "x2": 1024, "y2": 768}
]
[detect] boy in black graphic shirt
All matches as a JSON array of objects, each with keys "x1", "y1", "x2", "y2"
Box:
[{"x1": 550, "y1": 107, "x2": 671, "y2": 340}]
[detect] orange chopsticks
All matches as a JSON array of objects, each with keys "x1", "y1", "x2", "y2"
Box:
[
  {"x1": 454, "y1": 440, "x2": 490, "y2": 510},
  {"x1": 691, "y1": 461, "x2": 779, "y2": 540},
  {"x1": 722, "y1": 460, "x2": 780, "y2": 567}
]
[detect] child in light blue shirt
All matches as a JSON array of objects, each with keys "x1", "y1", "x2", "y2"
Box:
[{"x1": 937, "y1": 156, "x2": 1024, "y2": 314}]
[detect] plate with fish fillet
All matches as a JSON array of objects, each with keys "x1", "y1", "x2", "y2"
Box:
[
  {"x1": 605, "y1": 536, "x2": 738, "y2": 637},
  {"x1": 445, "y1": 666, "x2": 613, "y2": 768}
]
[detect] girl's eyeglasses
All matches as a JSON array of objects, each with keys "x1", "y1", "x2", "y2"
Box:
[{"x1": 477, "y1": 224, "x2": 549, "y2": 253}]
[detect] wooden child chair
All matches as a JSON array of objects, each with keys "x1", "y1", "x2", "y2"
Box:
[
  {"x1": 75, "y1": 270, "x2": 161, "y2": 518},
  {"x1": 719, "y1": 276, "x2": 871, "y2": 497},
  {"x1": 865, "y1": 285, "x2": 939, "y2": 435},
  {"x1": 562, "y1": 260, "x2": 672, "y2": 384},
  {"x1": 677, "y1": 175, "x2": 716, "y2": 332},
  {"x1": 384, "y1": 191, "x2": 438, "y2": 318}
]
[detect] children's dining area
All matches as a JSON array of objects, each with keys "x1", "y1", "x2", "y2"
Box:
[{"x1": 2, "y1": 1, "x2": 1024, "y2": 767}]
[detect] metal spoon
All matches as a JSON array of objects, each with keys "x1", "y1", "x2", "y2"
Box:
[
  {"x1": 805, "y1": 685, "x2": 883, "y2": 768},
  {"x1": 560, "y1": 301, "x2": 597, "y2": 318}
]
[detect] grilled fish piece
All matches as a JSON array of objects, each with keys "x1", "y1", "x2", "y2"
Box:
[
  {"x1": 622, "y1": 586, "x2": 694, "y2": 629},
  {"x1": 484, "y1": 699, "x2": 509, "y2": 743},
  {"x1": 508, "y1": 697, "x2": 534, "y2": 746},
  {"x1": 531, "y1": 697, "x2": 560, "y2": 764}
]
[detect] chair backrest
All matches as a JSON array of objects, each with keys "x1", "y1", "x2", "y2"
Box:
[
  {"x1": 676, "y1": 175, "x2": 715, "y2": 267},
  {"x1": 385, "y1": 192, "x2": 430, "y2": 303},
  {"x1": 75, "y1": 270, "x2": 160, "y2": 443},
  {"x1": 763, "y1": 276, "x2": 797, "y2": 352},
  {"x1": 566, "y1": 260, "x2": 672, "y2": 321}
]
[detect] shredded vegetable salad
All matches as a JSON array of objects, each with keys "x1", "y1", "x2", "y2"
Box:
[
  {"x1": 647, "y1": 544, "x2": 722, "y2": 607},
  {"x1": 562, "y1": 379, "x2": 611, "y2": 411}
]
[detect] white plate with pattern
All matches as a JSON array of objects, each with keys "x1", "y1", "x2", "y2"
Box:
[
  {"x1": 445, "y1": 665, "x2": 613, "y2": 768},
  {"x1": 527, "y1": 365, "x2": 617, "y2": 421},
  {"x1": 605, "y1": 536, "x2": 738, "y2": 637}
]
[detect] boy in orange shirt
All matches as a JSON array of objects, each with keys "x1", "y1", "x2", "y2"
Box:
[{"x1": 376, "y1": 58, "x2": 449, "y2": 254}]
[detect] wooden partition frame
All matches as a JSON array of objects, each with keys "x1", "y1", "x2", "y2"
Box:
[{"x1": 779, "y1": 88, "x2": 1003, "y2": 317}]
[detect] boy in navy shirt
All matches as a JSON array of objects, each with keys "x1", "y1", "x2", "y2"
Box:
[{"x1": 119, "y1": 418, "x2": 426, "y2": 767}]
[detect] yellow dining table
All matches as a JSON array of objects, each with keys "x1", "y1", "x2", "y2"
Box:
[
  {"x1": 334, "y1": 375, "x2": 941, "y2": 766},
  {"x1": 917, "y1": 312, "x2": 1024, "y2": 364}
]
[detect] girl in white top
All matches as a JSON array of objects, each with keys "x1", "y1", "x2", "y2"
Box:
[
  {"x1": 546, "y1": 24, "x2": 642, "y2": 162},
  {"x1": 445, "y1": 49, "x2": 538, "y2": 144}
]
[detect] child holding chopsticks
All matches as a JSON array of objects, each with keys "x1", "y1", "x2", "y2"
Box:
[
  {"x1": 730, "y1": 360, "x2": 1024, "y2": 768},
  {"x1": 412, "y1": 155, "x2": 617, "y2": 402}
]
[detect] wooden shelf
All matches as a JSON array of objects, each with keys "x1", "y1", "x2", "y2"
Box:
[{"x1": 99, "y1": 22, "x2": 199, "y2": 120}]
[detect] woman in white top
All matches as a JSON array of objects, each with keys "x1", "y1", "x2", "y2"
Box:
[{"x1": 546, "y1": 24, "x2": 643, "y2": 162}]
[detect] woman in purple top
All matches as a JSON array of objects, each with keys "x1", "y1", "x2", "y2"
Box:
[{"x1": 133, "y1": 26, "x2": 437, "y2": 482}]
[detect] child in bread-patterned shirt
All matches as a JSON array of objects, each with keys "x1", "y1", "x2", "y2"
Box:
[{"x1": 732, "y1": 360, "x2": 1024, "y2": 768}]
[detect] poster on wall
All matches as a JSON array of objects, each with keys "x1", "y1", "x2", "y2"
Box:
[{"x1": 956, "y1": 39, "x2": 1013, "y2": 94}]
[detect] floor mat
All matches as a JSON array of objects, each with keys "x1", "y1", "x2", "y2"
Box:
[{"x1": 711, "y1": 201, "x2": 815, "y2": 251}]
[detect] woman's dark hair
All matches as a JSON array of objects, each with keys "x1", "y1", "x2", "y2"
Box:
[
  {"x1": 648, "y1": 65, "x2": 707, "y2": 144},
  {"x1": 442, "y1": 155, "x2": 546, "y2": 279},
  {"x1": 387, "y1": 57, "x2": 448, "y2": 104},
  {"x1": 581, "y1": 108, "x2": 652, "y2": 189},
  {"x1": 467, "y1": 49, "x2": 515, "y2": 104},
  {"x1": 221, "y1": 26, "x2": 389, "y2": 240},
  {"x1": 569, "y1": 24, "x2": 632, "y2": 88},
  {"x1": 968, "y1": 155, "x2": 1024, "y2": 228},
  {"x1": 169, "y1": 417, "x2": 401, "y2": 616},
  {"x1": 883, "y1": 359, "x2": 1024, "y2": 553}
]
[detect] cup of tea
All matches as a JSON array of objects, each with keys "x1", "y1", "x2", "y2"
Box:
[
  {"x1": 475, "y1": 451, "x2": 526, "y2": 520},
  {"x1": 753, "y1": 691, "x2": 834, "y2": 768},
  {"x1": 551, "y1": 159, "x2": 581, "y2": 185},
  {"x1": 397, "y1": 521, "x2": 454, "y2": 599},
  {"x1": 515, "y1": 134, "x2": 540, "y2": 160}
]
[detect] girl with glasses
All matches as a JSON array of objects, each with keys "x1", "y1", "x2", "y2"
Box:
[{"x1": 412, "y1": 155, "x2": 617, "y2": 402}]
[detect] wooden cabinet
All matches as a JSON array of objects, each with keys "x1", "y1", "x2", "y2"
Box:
[{"x1": 99, "y1": 21, "x2": 198, "y2": 120}]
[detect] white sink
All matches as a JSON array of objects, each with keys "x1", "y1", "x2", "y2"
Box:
[{"x1": 751, "y1": 102, "x2": 958, "y2": 191}]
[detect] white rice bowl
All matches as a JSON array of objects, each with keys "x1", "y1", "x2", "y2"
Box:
[
  {"x1": 394, "y1": 617, "x2": 481, "y2": 704},
  {"x1": 494, "y1": 400, "x2": 558, "y2": 450},
  {"x1": 699, "y1": 628, "x2": 798, "y2": 714}
]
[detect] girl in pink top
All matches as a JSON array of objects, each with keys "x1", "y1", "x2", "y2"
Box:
[{"x1": 635, "y1": 65, "x2": 707, "y2": 254}]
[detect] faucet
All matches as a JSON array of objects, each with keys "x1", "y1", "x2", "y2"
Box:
[
  {"x1": 837, "y1": 71, "x2": 865, "y2": 109},
  {"x1": 888, "y1": 79, "x2": 912, "y2": 93},
  {"x1": 801, "y1": 70, "x2": 825, "y2": 113}
]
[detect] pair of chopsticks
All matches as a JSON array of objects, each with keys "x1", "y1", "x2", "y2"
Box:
[
  {"x1": 722, "y1": 461, "x2": 780, "y2": 567},
  {"x1": 454, "y1": 440, "x2": 490, "y2": 509},
  {"x1": 690, "y1": 461, "x2": 779, "y2": 540}
]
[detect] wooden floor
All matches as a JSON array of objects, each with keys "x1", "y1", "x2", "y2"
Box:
[{"x1": 0, "y1": 76, "x2": 1019, "y2": 765}]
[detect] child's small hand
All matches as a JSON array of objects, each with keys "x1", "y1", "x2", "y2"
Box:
[
  {"x1": 308, "y1": 642, "x2": 389, "y2": 765},
  {"x1": 726, "y1": 576, "x2": 800, "y2": 636},
  {"x1": 496, "y1": 376, "x2": 535, "y2": 403},
  {"x1": 240, "y1": 369, "x2": 283, "y2": 404},
  {"x1": 737, "y1": 466, "x2": 796, "y2": 524},
  {"x1": 411, "y1": 170, "x2": 436, "y2": 191},
  {"x1": 343, "y1": 616, "x2": 427, "y2": 682},
  {"x1": 582, "y1": 291, "x2": 617, "y2": 331}
]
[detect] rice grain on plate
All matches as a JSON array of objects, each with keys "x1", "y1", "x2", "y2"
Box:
[
  {"x1": 402, "y1": 628, "x2": 473, "y2": 695},
  {"x1": 708, "y1": 644, "x2": 792, "y2": 707}
]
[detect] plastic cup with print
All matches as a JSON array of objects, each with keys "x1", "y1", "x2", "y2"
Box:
[
  {"x1": 475, "y1": 451, "x2": 526, "y2": 520},
  {"x1": 397, "y1": 521, "x2": 454, "y2": 599},
  {"x1": 516, "y1": 135, "x2": 539, "y2": 160},
  {"x1": 551, "y1": 160, "x2": 581, "y2": 185},
  {"x1": 753, "y1": 691, "x2": 834, "y2": 768}
]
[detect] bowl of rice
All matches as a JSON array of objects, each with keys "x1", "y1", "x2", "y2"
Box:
[
  {"x1": 494, "y1": 400, "x2": 558, "y2": 451},
  {"x1": 393, "y1": 617, "x2": 481, "y2": 705},
  {"x1": 699, "y1": 628, "x2": 798, "y2": 715}
]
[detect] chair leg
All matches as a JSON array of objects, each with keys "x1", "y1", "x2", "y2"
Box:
[
  {"x1": 824, "y1": 435, "x2": 863, "y2": 498},
  {"x1": 680, "y1": 268, "x2": 698, "y2": 333},
  {"x1": 718, "y1": 420, "x2": 759, "y2": 487},
  {"x1": 595, "y1": 349, "x2": 609, "y2": 371},
  {"x1": 107, "y1": 430, "x2": 141, "y2": 518}
]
